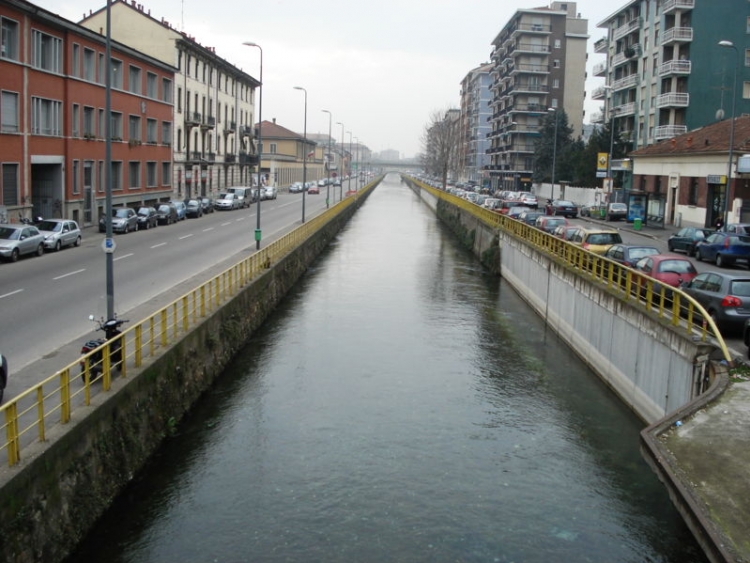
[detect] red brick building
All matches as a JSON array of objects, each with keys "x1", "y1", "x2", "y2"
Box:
[{"x1": 0, "y1": 0, "x2": 175, "y2": 226}]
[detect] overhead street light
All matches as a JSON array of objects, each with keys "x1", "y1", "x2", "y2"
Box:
[
  {"x1": 293, "y1": 86, "x2": 307, "y2": 223},
  {"x1": 321, "y1": 109, "x2": 332, "y2": 207},
  {"x1": 347, "y1": 130, "x2": 353, "y2": 198},
  {"x1": 242, "y1": 41, "x2": 263, "y2": 249},
  {"x1": 719, "y1": 39, "x2": 739, "y2": 227},
  {"x1": 548, "y1": 107, "x2": 558, "y2": 200},
  {"x1": 336, "y1": 121, "x2": 345, "y2": 203}
]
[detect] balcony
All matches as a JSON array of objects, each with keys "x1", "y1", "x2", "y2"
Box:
[
  {"x1": 224, "y1": 120, "x2": 236, "y2": 134},
  {"x1": 239, "y1": 152, "x2": 259, "y2": 166},
  {"x1": 511, "y1": 42, "x2": 551, "y2": 55},
  {"x1": 185, "y1": 112, "x2": 201, "y2": 127},
  {"x1": 201, "y1": 115, "x2": 216, "y2": 130},
  {"x1": 654, "y1": 124, "x2": 688, "y2": 140},
  {"x1": 613, "y1": 17, "x2": 642, "y2": 41},
  {"x1": 511, "y1": 63, "x2": 550, "y2": 75},
  {"x1": 591, "y1": 86, "x2": 608, "y2": 100},
  {"x1": 240, "y1": 125, "x2": 254, "y2": 138},
  {"x1": 656, "y1": 92, "x2": 689, "y2": 108},
  {"x1": 594, "y1": 37, "x2": 608, "y2": 53},
  {"x1": 511, "y1": 22, "x2": 551, "y2": 38},
  {"x1": 663, "y1": 0, "x2": 694, "y2": 13},
  {"x1": 661, "y1": 27, "x2": 693, "y2": 45},
  {"x1": 224, "y1": 153, "x2": 236, "y2": 163},
  {"x1": 659, "y1": 59, "x2": 691, "y2": 76},
  {"x1": 189, "y1": 151, "x2": 202, "y2": 162},
  {"x1": 614, "y1": 102, "x2": 636, "y2": 116},
  {"x1": 592, "y1": 62, "x2": 606, "y2": 77},
  {"x1": 206, "y1": 152, "x2": 216, "y2": 162},
  {"x1": 513, "y1": 83, "x2": 548, "y2": 94},
  {"x1": 613, "y1": 73, "x2": 638, "y2": 91}
]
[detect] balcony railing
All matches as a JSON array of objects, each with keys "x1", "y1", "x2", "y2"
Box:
[
  {"x1": 186, "y1": 112, "x2": 202, "y2": 126},
  {"x1": 592, "y1": 62, "x2": 606, "y2": 76},
  {"x1": 659, "y1": 59, "x2": 692, "y2": 76},
  {"x1": 654, "y1": 124, "x2": 688, "y2": 140},
  {"x1": 202, "y1": 115, "x2": 216, "y2": 129},
  {"x1": 663, "y1": 0, "x2": 694, "y2": 13},
  {"x1": 661, "y1": 27, "x2": 693, "y2": 44},
  {"x1": 591, "y1": 86, "x2": 608, "y2": 100},
  {"x1": 614, "y1": 17, "x2": 641, "y2": 40},
  {"x1": 224, "y1": 153, "x2": 236, "y2": 163},
  {"x1": 614, "y1": 102, "x2": 636, "y2": 116},
  {"x1": 656, "y1": 92, "x2": 689, "y2": 108},
  {"x1": 240, "y1": 125, "x2": 254, "y2": 138},
  {"x1": 613, "y1": 73, "x2": 638, "y2": 91},
  {"x1": 594, "y1": 37, "x2": 608, "y2": 53}
]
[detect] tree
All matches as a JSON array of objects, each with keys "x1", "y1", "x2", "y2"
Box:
[
  {"x1": 420, "y1": 108, "x2": 461, "y2": 188},
  {"x1": 533, "y1": 109, "x2": 574, "y2": 185}
]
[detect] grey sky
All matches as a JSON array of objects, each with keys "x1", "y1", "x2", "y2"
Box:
[{"x1": 36, "y1": 0, "x2": 615, "y2": 158}]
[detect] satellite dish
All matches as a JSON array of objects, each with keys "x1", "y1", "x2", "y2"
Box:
[{"x1": 716, "y1": 108, "x2": 726, "y2": 120}]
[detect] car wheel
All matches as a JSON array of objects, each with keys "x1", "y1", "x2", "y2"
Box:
[
  {"x1": 695, "y1": 250, "x2": 703, "y2": 262},
  {"x1": 716, "y1": 254, "x2": 725, "y2": 268},
  {"x1": 9, "y1": 248, "x2": 19, "y2": 262},
  {"x1": 36, "y1": 243, "x2": 44, "y2": 257},
  {"x1": 75, "y1": 236, "x2": 81, "y2": 247},
  {"x1": 55, "y1": 240, "x2": 62, "y2": 252}
]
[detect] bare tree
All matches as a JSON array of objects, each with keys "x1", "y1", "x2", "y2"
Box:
[{"x1": 420, "y1": 108, "x2": 461, "y2": 189}]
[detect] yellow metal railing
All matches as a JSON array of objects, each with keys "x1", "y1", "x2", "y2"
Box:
[
  {"x1": 0, "y1": 181, "x2": 378, "y2": 467},
  {"x1": 414, "y1": 178, "x2": 732, "y2": 362}
]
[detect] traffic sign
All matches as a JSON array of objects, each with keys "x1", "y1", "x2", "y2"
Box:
[{"x1": 102, "y1": 237, "x2": 116, "y2": 254}]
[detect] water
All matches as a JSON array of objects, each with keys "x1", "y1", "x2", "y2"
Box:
[{"x1": 67, "y1": 174, "x2": 707, "y2": 563}]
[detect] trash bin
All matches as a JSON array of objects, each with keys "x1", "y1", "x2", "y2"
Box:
[{"x1": 633, "y1": 217, "x2": 642, "y2": 231}]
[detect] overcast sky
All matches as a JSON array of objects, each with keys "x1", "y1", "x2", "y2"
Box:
[{"x1": 36, "y1": 0, "x2": 616, "y2": 158}]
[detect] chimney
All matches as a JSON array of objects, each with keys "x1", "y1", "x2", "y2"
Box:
[{"x1": 272, "y1": 118, "x2": 276, "y2": 124}]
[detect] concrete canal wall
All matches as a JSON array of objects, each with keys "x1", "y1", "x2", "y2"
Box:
[
  {"x1": 406, "y1": 179, "x2": 715, "y2": 424},
  {"x1": 0, "y1": 186, "x2": 376, "y2": 563}
]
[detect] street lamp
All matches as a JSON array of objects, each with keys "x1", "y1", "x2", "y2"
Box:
[
  {"x1": 719, "y1": 40, "x2": 739, "y2": 227},
  {"x1": 347, "y1": 130, "x2": 353, "y2": 198},
  {"x1": 321, "y1": 109, "x2": 332, "y2": 207},
  {"x1": 354, "y1": 137, "x2": 359, "y2": 191},
  {"x1": 336, "y1": 121, "x2": 345, "y2": 202},
  {"x1": 293, "y1": 86, "x2": 307, "y2": 223},
  {"x1": 548, "y1": 107, "x2": 558, "y2": 200},
  {"x1": 243, "y1": 41, "x2": 263, "y2": 249}
]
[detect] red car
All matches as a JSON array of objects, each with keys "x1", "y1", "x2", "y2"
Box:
[
  {"x1": 308, "y1": 185, "x2": 320, "y2": 194},
  {"x1": 633, "y1": 254, "x2": 698, "y2": 297}
]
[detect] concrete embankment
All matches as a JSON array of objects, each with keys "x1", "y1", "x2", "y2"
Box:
[{"x1": 0, "y1": 184, "x2": 377, "y2": 563}]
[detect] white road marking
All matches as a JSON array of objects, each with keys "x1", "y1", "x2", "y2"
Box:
[
  {"x1": 179, "y1": 234, "x2": 194, "y2": 240},
  {"x1": 53, "y1": 269, "x2": 86, "y2": 280},
  {"x1": 202, "y1": 227, "x2": 215, "y2": 232},
  {"x1": 114, "y1": 253, "x2": 134, "y2": 261},
  {"x1": 151, "y1": 242, "x2": 167, "y2": 248},
  {"x1": 0, "y1": 288, "x2": 23, "y2": 300}
]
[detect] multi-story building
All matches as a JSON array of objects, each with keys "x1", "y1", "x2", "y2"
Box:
[
  {"x1": 80, "y1": 0, "x2": 260, "y2": 199},
  {"x1": 0, "y1": 0, "x2": 174, "y2": 226},
  {"x1": 485, "y1": 1, "x2": 588, "y2": 191},
  {"x1": 459, "y1": 63, "x2": 492, "y2": 186},
  {"x1": 258, "y1": 119, "x2": 321, "y2": 187},
  {"x1": 592, "y1": 0, "x2": 750, "y2": 150}
]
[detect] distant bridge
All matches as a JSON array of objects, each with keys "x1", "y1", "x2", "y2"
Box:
[{"x1": 371, "y1": 161, "x2": 422, "y2": 173}]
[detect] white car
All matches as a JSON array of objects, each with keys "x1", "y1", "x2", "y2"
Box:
[
  {"x1": 36, "y1": 219, "x2": 82, "y2": 251},
  {"x1": 214, "y1": 193, "x2": 239, "y2": 210},
  {"x1": 263, "y1": 186, "x2": 278, "y2": 200}
]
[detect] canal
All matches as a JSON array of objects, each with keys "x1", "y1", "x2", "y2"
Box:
[{"x1": 67, "y1": 173, "x2": 707, "y2": 562}]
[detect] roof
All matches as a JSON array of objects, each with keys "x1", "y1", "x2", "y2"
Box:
[
  {"x1": 258, "y1": 120, "x2": 304, "y2": 141},
  {"x1": 630, "y1": 115, "x2": 750, "y2": 159}
]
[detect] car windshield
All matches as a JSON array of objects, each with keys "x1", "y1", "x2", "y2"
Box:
[
  {"x1": 219, "y1": 193, "x2": 232, "y2": 199},
  {"x1": 657, "y1": 260, "x2": 697, "y2": 274},
  {"x1": 36, "y1": 221, "x2": 61, "y2": 232},
  {"x1": 137, "y1": 208, "x2": 150, "y2": 215},
  {"x1": 158, "y1": 205, "x2": 171, "y2": 213},
  {"x1": 629, "y1": 247, "x2": 659, "y2": 260},
  {"x1": 188, "y1": 200, "x2": 199, "y2": 206},
  {"x1": 0, "y1": 226, "x2": 20, "y2": 240},
  {"x1": 610, "y1": 204, "x2": 627, "y2": 211},
  {"x1": 556, "y1": 201, "x2": 574, "y2": 206},
  {"x1": 588, "y1": 233, "x2": 622, "y2": 245},
  {"x1": 114, "y1": 208, "x2": 131, "y2": 218}
]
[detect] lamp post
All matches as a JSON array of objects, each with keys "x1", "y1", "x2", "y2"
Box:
[
  {"x1": 354, "y1": 137, "x2": 359, "y2": 191},
  {"x1": 242, "y1": 41, "x2": 263, "y2": 249},
  {"x1": 293, "y1": 86, "x2": 307, "y2": 223},
  {"x1": 104, "y1": 0, "x2": 115, "y2": 320},
  {"x1": 719, "y1": 40, "x2": 739, "y2": 227},
  {"x1": 336, "y1": 121, "x2": 345, "y2": 202},
  {"x1": 321, "y1": 109, "x2": 332, "y2": 207},
  {"x1": 347, "y1": 130, "x2": 353, "y2": 198},
  {"x1": 548, "y1": 107, "x2": 558, "y2": 200}
]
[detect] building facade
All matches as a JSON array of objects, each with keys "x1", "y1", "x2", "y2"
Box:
[
  {"x1": 0, "y1": 0, "x2": 174, "y2": 226},
  {"x1": 459, "y1": 63, "x2": 492, "y2": 186},
  {"x1": 258, "y1": 119, "x2": 323, "y2": 187},
  {"x1": 80, "y1": 0, "x2": 260, "y2": 200},
  {"x1": 486, "y1": 1, "x2": 588, "y2": 191},
  {"x1": 592, "y1": 0, "x2": 750, "y2": 151}
]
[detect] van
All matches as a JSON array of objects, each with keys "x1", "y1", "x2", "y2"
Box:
[{"x1": 227, "y1": 187, "x2": 253, "y2": 208}]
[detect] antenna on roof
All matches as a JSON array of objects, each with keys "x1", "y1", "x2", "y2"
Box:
[{"x1": 181, "y1": 0, "x2": 184, "y2": 31}]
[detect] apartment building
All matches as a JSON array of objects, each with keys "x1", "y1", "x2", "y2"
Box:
[
  {"x1": 459, "y1": 63, "x2": 492, "y2": 186},
  {"x1": 258, "y1": 119, "x2": 320, "y2": 187},
  {"x1": 486, "y1": 2, "x2": 588, "y2": 191},
  {"x1": 0, "y1": 0, "x2": 174, "y2": 226},
  {"x1": 592, "y1": 0, "x2": 750, "y2": 150},
  {"x1": 80, "y1": 0, "x2": 260, "y2": 199}
]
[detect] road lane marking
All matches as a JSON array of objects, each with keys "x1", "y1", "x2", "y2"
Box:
[
  {"x1": 151, "y1": 242, "x2": 167, "y2": 248},
  {"x1": 202, "y1": 227, "x2": 215, "y2": 232},
  {"x1": 221, "y1": 222, "x2": 232, "y2": 226},
  {"x1": 114, "y1": 253, "x2": 133, "y2": 261},
  {"x1": 53, "y1": 269, "x2": 86, "y2": 280},
  {"x1": 179, "y1": 234, "x2": 193, "y2": 240},
  {"x1": 0, "y1": 288, "x2": 23, "y2": 300}
]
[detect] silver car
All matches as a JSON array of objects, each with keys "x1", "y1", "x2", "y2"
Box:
[
  {"x1": 214, "y1": 193, "x2": 239, "y2": 210},
  {"x1": 36, "y1": 219, "x2": 82, "y2": 251},
  {"x1": 0, "y1": 224, "x2": 45, "y2": 262}
]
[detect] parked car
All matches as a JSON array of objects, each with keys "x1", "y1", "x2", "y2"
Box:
[
  {"x1": 289, "y1": 182, "x2": 304, "y2": 193},
  {"x1": 200, "y1": 197, "x2": 215, "y2": 214},
  {"x1": 517, "y1": 192, "x2": 538, "y2": 208},
  {"x1": 0, "y1": 224, "x2": 45, "y2": 262},
  {"x1": 100, "y1": 207, "x2": 137, "y2": 233},
  {"x1": 36, "y1": 219, "x2": 82, "y2": 251},
  {"x1": 308, "y1": 185, "x2": 320, "y2": 194},
  {"x1": 499, "y1": 200, "x2": 523, "y2": 215},
  {"x1": 580, "y1": 203, "x2": 604, "y2": 218},
  {"x1": 227, "y1": 187, "x2": 253, "y2": 208},
  {"x1": 215, "y1": 193, "x2": 240, "y2": 210},
  {"x1": 545, "y1": 200, "x2": 578, "y2": 218},
  {"x1": 603, "y1": 244, "x2": 660, "y2": 268},
  {"x1": 667, "y1": 227, "x2": 714, "y2": 257},
  {"x1": 722, "y1": 223, "x2": 750, "y2": 235},
  {"x1": 0, "y1": 352, "x2": 6, "y2": 403},
  {"x1": 695, "y1": 232, "x2": 750, "y2": 267},
  {"x1": 518, "y1": 210, "x2": 544, "y2": 226},
  {"x1": 682, "y1": 272, "x2": 750, "y2": 333},
  {"x1": 634, "y1": 254, "x2": 698, "y2": 293},
  {"x1": 553, "y1": 225, "x2": 579, "y2": 241},
  {"x1": 135, "y1": 207, "x2": 158, "y2": 230},
  {"x1": 569, "y1": 228, "x2": 623, "y2": 255},
  {"x1": 263, "y1": 186, "x2": 278, "y2": 200},
  {"x1": 317, "y1": 178, "x2": 329, "y2": 187},
  {"x1": 155, "y1": 203, "x2": 178, "y2": 225},
  {"x1": 535, "y1": 215, "x2": 569, "y2": 234},
  {"x1": 507, "y1": 206, "x2": 527, "y2": 219},
  {"x1": 605, "y1": 203, "x2": 628, "y2": 221},
  {"x1": 185, "y1": 199, "x2": 203, "y2": 218},
  {"x1": 483, "y1": 198, "x2": 501, "y2": 211},
  {"x1": 170, "y1": 201, "x2": 187, "y2": 221}
]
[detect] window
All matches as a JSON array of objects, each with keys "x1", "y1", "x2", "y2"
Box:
[
  {"x1": 146, "y1": 162, "x2": 157, "y2": 187},
  {"x1": 71, "y1": 44, "x2": 80, "y2": 77},
  {"x1": 688, "y1": 177, "x2": 698, "y2": 206},
  {"x1": 31, "y1": 97, "x2": 62, "y2": 135},
  {"x1": 146, "y1": 72, "x2": 157, "y2": 98},
  {"x1": 1, "y1": 17, "x2": 19, "y2": 60},
  {"x1": 31, "y1": 30, "x2": 63, "y2": 72},
  {"x1": 83, "y1": 48, "x2": 95, "y2": 81},
  {"x1": 111, "y1": 161, "x2": 122, "y2": 191},
  {"x1": 129, "y1": 115, "x2": 141, "y2": 141},
  {"x1": 553, "y1": 78, "x2": 560, "y2": 89},
  {"x1": 83, "y1": 106, "x2": 94, "y2": 137},
  {"x1": 162, "y1": 78, "x2": 173, "y2": 103},
  {"x1": 746, "y1": 49, "x2": 750, "y2": 68},
  {"x1": 1, "y1": 91, "x2": 19, "y2": 132},
  {"x1": 2, "y1": 163, "x2": 19, "y2": 205},
  {"x1": 111, "y1": 59, "x2": 123, "y2": 88},
  {"x1": 128, "y1": 65, "x2": 141, "y2": 94},
  {"x1": 553, "y1": 59, "x2": 560, "y2": 68},
  {"x1": 162, "y1": 162, "x2": 171, "y2": 186},
  {"x1": 177, "y1": 128, "x2": 182, "y2": 150},
  {"x1": 177, "y1": 86, "x2": 182, "y2": 112},
  {"x1": 98, "y1": 160, "x2": 104, "y2": 192},
  {"x1": 747, "y1": 16, "x2": 750, "y2": 34},
  {"x1": 128, "y1": 162, "x2": 140, "y2": 188},
  {"x1": 72, "y1": 103, "x2": 80, "y2": 137},
  {"x1": 146, "y1": 118, "x2": 157, "y2": 144},
  {"x1": 554, "y1": 39, "x2": 561, "y2": 49},
  {"x1": 270, "y1": 143, "x2": 277, "y2": 154},
  {"x1": 72, "y1": 160, "x2": 80, "y2": 194},
  {"x1": 110, "y1": 111, "x2": 122, "y2": 139},
  {"x1": 744, "y1": 81, "x2": 750, "y2": 99},
  {"x1": 98, "y1": 53, "x2": 105, "y2": 83},
  {"x1": 84, "y1": 161, "x2": 93, "y2": 191},
  {"x1": 162, "y1": 121, "x2": 172, "y2": 145},
  {"x1": 98, "y1": 108, "x2": 105, "y2": 138}
]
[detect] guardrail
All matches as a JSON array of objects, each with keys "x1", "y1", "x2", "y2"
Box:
[
  {"x1": 412, "y1": 179, "x2": 732, "y2": 362},
  {"x1": 0, "y1": 181, "x2": 379, "y2": 467}
]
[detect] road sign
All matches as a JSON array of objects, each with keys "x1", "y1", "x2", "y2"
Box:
[{"x1": 102, "y1": 237, "x2": 116, "y2": 254}]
